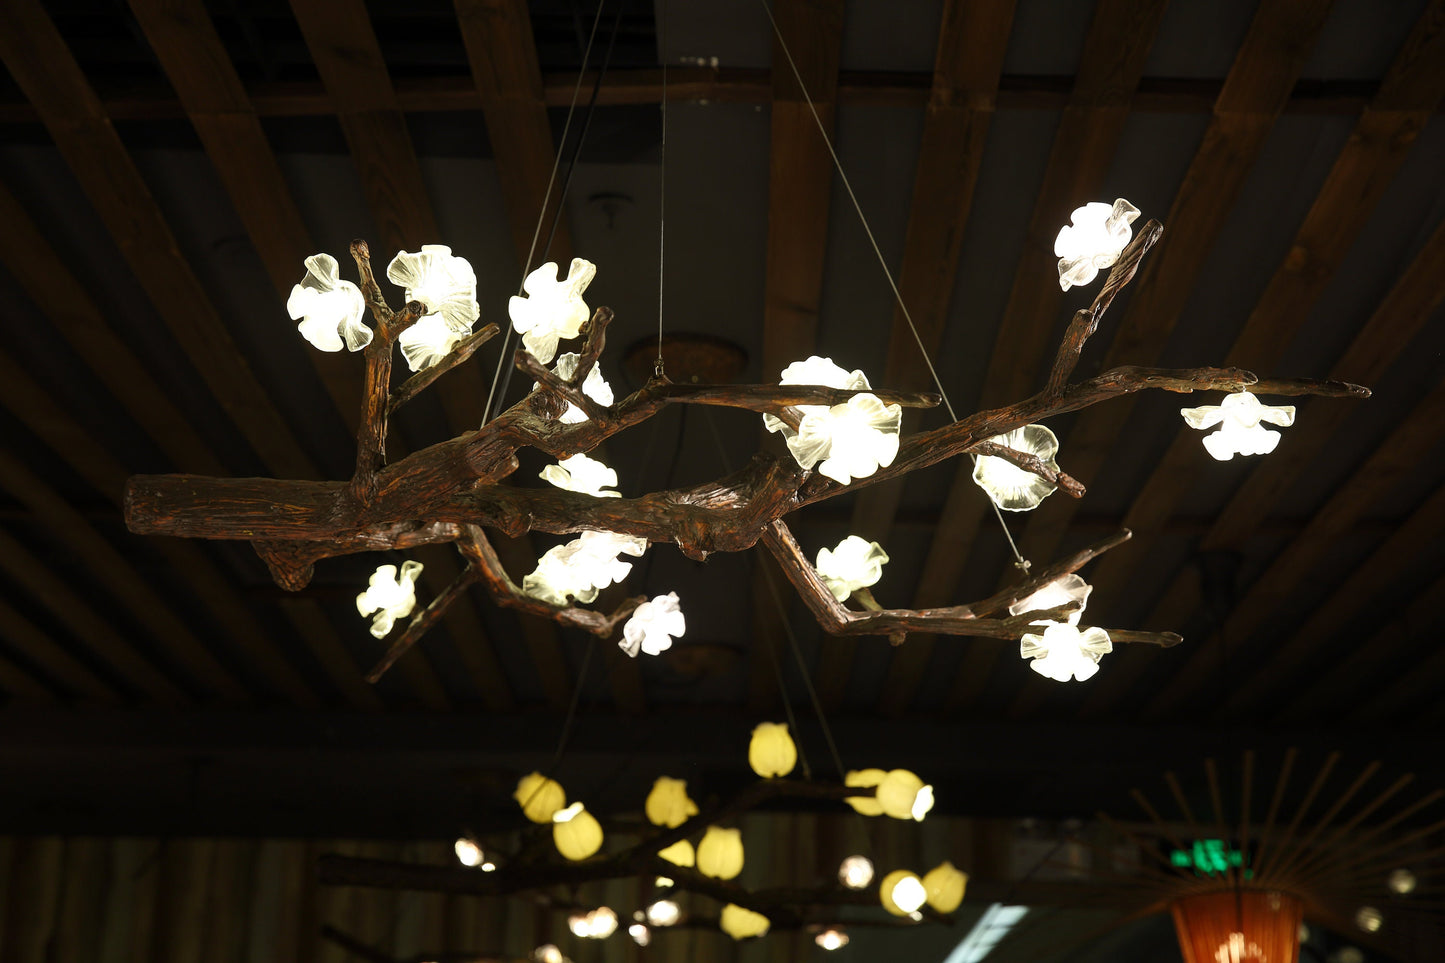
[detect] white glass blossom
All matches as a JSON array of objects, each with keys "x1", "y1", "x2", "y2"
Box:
[
  {"x1": 620, "y1": 592, "x2": 686, "y2": 657},
  {"x1": 356, "y1": 560, "x2": 423, "y2": 638},
  {"x1": 568, "y1": 907, "x2": 617, "y2": 939},
  {"x1": 1008, "y1": 574, "x2": 1092, "y2": 626},
  {"x1": 288, "y1": 253, "x2": 371, "y2": 352},
  {"x1": 508, "y1": 258, "x2": 596, "y2": 364},
  {"x1": 815, "y1": 536, "x2": 889, "y2": 601},
  {"x1": 762, "y1": 356, "x2": 901, "y2": 484},
  {"x1": 972, "y1": 424, "x2": 1060, "y2": 511},
  {"x1": 386, "y1": 245, "x2": 480, "y2": 371},
  {"x1": 541, "y1": 352, "x2": 614, "y2": 423},
  {"x1": 1019, "y1": 622, "x2": 1112, "y2": 682},
  {"x1": 1180, "y1": 391, "x2": 1296, "y2": 461},
  {"x1": 1055, "y1": 198, "x2": 1139, "y2": 290},
  {"x1": 522, "y1": 530, "x2": 647, "y2": 607},
  {"x1": 540, "y1": 453, "x2": 621, "y2": 498}
]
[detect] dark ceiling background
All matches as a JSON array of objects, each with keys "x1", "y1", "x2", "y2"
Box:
[{"x1": 0, "y1": 0, "x2": 1443, "y2": 958}]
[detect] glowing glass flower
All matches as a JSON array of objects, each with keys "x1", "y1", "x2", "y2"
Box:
[
  {"x1": 552, "y1": 801, "x2": 604, "y2": 861},
  {"x1": 568, "y1": 906, "x2": 617, "y2": 939},
  {"x1": 1055, "y1": 198, "x2": 1139, "y2": 291},
  {"x1": 542, "y1": 352, "x2": 614, "y2": 423},
  {"x1": 877, "y1": 769, "x2": 934, "y2": 821},
  {"x1": 522, "y1": 531, "x2": 647, "y2": 607},
  {"x1": 1180, "y1": 391, "x2": 1296, "y2": 461},
  {"x1": 696, "y1": 826, "x2": 744, "y2": 880},
  {"x1": 1008, "y1": 574, "x2": 1091, "y2": 626},
  {"x1": 922, "y1": 861, "x2": 968, "y2": 913},
  {"x1": 748, "y1": 722, "x2": 797, "y2": 778},
  {"x1": 1019, "y1": 622, "x2": 1112, "y2": 682},
  {"x1": 508, "y1": 258, "x2": 596, "y2": 364},
  {"x1": 645, "y1": 899, "x2": 681, "y2": 927},
  {"x1": 880, "y1": 870, "x2": 927, "y2": 916},
  {"x1": 386, "y1": 245, "x2": 480, "y2": 371},
  {"x1": 719, "y1": 904, "x2": 770, "y2": 940},
  {"x1": 972, "y1": 424, "x2": 1060, "y2": 511},
  {"x1": 540, "y1": 453, "x2": 620, "y2": 498},
  {"x1": 839, "y1": 855, "x2": 875, "y2": 889},
  {"x1": 815, "y1": 535, "x2": 888, "y2": 601},
  {"x1": 620, "y1": 592, "x2": 686, "y2": 657},
  {"x1": 843, "y1": 769, "x2": 886, "y2": 816},
  {"x1": 288, "y1": 253, "x2": 371, "y2": 352},
  {"x1": 514, "y1": 771, "x2": 566, "y2": 823},
  {"x1": 657, "y1": 839, "x2": 695, "y2": 867},
  {"x1": 355, "y1": 561, "x2": 423, "y2": 638},
  {"x1": 645, "y1": 776, "x2": 698, "y2": 827},
  {"x1": 762, "y1": 356, "x2": 902, "y2": 485}
]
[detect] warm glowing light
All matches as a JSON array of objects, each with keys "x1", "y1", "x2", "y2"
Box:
[
  {"x1": 545, "y1": 351, "x2": 614, "y2": 423},
  {"x1": 628, "y1": 924, "x2": 651, "y2": 946},
  {"x1": 453, "y1": 837, "x2": 482, "y2": 867},
  {"x1": 644, "y1": 776, "x2": 699, "y2": 828},
  {"x1": 387, "y1": 245, "x2": 480, "y2": 371},
  {"x1": 843, "y1": 769, "x2": 886, "y2": 816},
  {"x1": 522, "y1": 530, "x2": 647, "y2": 607},
  {"x1": 646, "y1": 899, "x2": 681, "y2": 927},
  {"x1": 1355, "y1": 906, "x2": 1383, "y2": 933},
  {"x1": 289, "y1": 253, "x2": 371, "y2": 352},
  {"x1": 657, "y1": 839, "x2": 694, "y2": 867},
  {"x1": 1181, "y1": 391, "x2": 1295, "y2": 461},
  {"x1": 815, "y1": 535, "x2": 889, "y2": 601},
  {"x1": 762, "y1": 356, "x2": 901, "y2": 484},
  {"x1": 620, "y1": 593, "x2": 686, "y2": 658},
  {"x1": 568, "y1": 906, "x2": 617, "y2": 939},
  {"x1": 719, "y1": 904, "x2": 770, "y2": 940},
  {"x1": 922, "y1": 861, "x2": 968, "y2": 913},
  {"x1": 1008, "y1": 574, "x2": 1091, "y2": 626},
  {"x1": 877, "y1": 769, "x2": 934, "y2": 821},
  {"x1": 748, "y1": 722, "x2": 798, "y2": 778},
  {"x1": 1019, "y1": 622, "x2": 1112, "y2": 682},
  {"x1": 880, "y1": 870, "x2": 926, "y2": 916},
  {"x1": 696, "y1": 826, "x2": 745, "y2": 880},
  {"x1": 552, "y1": 801, "x2": 604, "y2": 861},
  {"x1": 972, "y1": 424, "x2": 1060, "y2": 511},
  {"x1": 815, "y1": 929, "x2": 849, "y2": 950},
  {"x1": 508, "y1": 258, "x2": 596, "y2": 364},
  {"x1": 540, "y1": 453, "x2": 621, "y2": 497},
  {"x1": 654, "y1": 876, "x2": 674, "y2": 888},
  {"x1": 1388, "y1": 868, "x2": 1417, "y2": 894},
  {"x1": 356, "y1": 561, "x2": 423, "y2": 638},
  {"x1": 1054, "y1": 198, "x2": 1139, "y2": 291},
  {"x1": 533, "y1": 945, "x2": 564, "y2": 963},
  {"x1": 513, "y1": 771, "x2": 566, "y2": 824},
  {"x1": 838, "y1": 855, "x2": 875, "y2": 889}
]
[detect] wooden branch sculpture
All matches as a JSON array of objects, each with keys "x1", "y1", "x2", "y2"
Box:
[{"x1": 123, "y1": 223, "x2": 1369, "y2": 681}]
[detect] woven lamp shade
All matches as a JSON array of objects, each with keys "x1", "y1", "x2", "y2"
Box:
[{"x1": 1170, "y1": 890, "x2": 1302, "y2": 963}]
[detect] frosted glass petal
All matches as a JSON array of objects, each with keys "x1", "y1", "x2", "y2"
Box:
[
  {"x1": 620, "y1": 592, "x2": 686, "y2": 657},
  {"x1": 1019, "y1": 621, "x2": 1111, "y2": 682},
  {"x1": 543, "y1": 352, "x2": 615, "y2": 423},
  {"x1": 398, "y1": 313, "x2": 466, "y2": 372},
  {"x1": 1054, "y1": 199, "x2": 1139, "y2": 291},
  {"x1": 386, "y1": 244, "x2": 480, "y2": 338},
  {"x1": 972, "y1": 424, "x2": 1060, "y2": 511},
  {"x1": 815, "y1": 536, "x2": 889, "y2": 601},
  {"x1": 356, "y1": 560, "x2": 423, "y2": 638},
  {"x1": 508, "y1": 258, "x2": 596, "y2": 364},
  {"x1": 522, "y1": 530, "x2": 646, "y2": 607},
  {"x1": 1182, "y1": 391, "x2": 1295, "y2": 460},
  {"x1": 540, "y1": 453, "x2": 621, "y2": 498},
  {"x1": 1009, "y1": 574, "x2": 1091, "y2": 626},
  {"x1": 288, "y1": 253, "x2": 371, "y2": 352}
]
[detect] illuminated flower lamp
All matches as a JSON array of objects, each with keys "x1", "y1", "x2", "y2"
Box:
[
  {"x1": 815, "y1": 535, "x2": 889, "y2": 602},
  {"x1": 645, "y1": 898, "x2": 681, "y2": 928},
  {"x1": 838, "y1": 855, "x2": 875, "y2": 889},
  {"x1": 513, "y1": 771, "x2": 566, "y2": 824},
  {"x1": 1054, "y1": 197, "x2": 1139, "y2": 290},
  {"x1": 532, "y1": 945, "x2": 565, "y2": 963},
  {"x1": 544, "y1": 351, "x2": 614, "y2": 423},
  {"x1": 922, "y1": 861, "x2": 968, "y2": 913},
  {"x1": 1181, "y1": 391, "x2": 1296, "y2": 461},
  {"x1": 628, "y1": 923, "x2": 650, "y2": 946},
  {"x1": 876, "y1": 769, "x2": 934, "y2": 821},
  {"x1": 762, "y1": 356, "x2": 902, "y2": 484},
  {"x1": 719, "y1": 904, "x2": 770, "y2": 940},
  {"x1": 1019, "y1": 622, "x2": 1112, "y2": 682},
  {"x1": 386, "y1": 245, "x2": 481, "y2": 371},
  {"x1": 620, "y1": 593, "x2": 686, "y2": 658},
  {"x1": 567, "y1": 906, "x2": 618, "y2": 939},
  {"x1": 972, "y1": 424, "x2": 1060, "y2": 511},
  {"x1": 748, "y1": 722, "x2": 797, "y2": 778},
  {"x1": 522, "y1": 530, "x2": 647, "y2": 607},
  {"x1": 539, "y1": 453, "x2": 621, "y2": 498},
  {"x1": 551, "y1": 801, "x2": 604, "y2": 861},
  {"x1": 696, "y1": 826, "x2": 744, "y2": 880},
  {"x1": 288, "y1": 253, "x2": 371, "y2": 352},
  {"x1": 452, "y1": 836, "x2": 495, "y2": 871},
  {"x1": 1171, "y1": 891, "x2": 1302, "y2": 963},
  {"x1": 644, "y1": 776, "x2": 698, "y2": 828},
  {"x1": 656, "y1": 839, "x2": 694, "y2": 867},
  {"x1": 815, "y1": 928, "x2": 849, "y2": 950},
  {"x1": 508, "y1": 258, "x2": 596, "y2": 364},
  {"x1": 1008, "y1": 574, "x2": 1091, "y2": 626},
  {"x1": 355, "y1": 561, "x2": 423, "y2": 638},
  {"x1": 879, "y1": 870, "x2": 927, "y2": 916},
  {"x1": 843, "y1": 769, "x2": 886, "y2": 816}
]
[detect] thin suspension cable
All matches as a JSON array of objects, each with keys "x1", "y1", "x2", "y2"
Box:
[
  {"x1": 758, "y1": 0, "x2": 1030, "y2": 570},
  {"x1": 655, "y1": 0, "x2": 668, "y2": 376},
  {"x1": 483, "y1": 0, "x2": 609, "y2": 424}
]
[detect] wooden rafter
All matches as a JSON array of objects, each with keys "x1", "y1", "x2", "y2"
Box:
[
  {"x1": 748, "y1": 0, "x2": 845, "y2": 713},
  {"x1": 0, "y1": 598, "x2": 112, "y2": 703},
  {"x1": 935, "y1": 0, "x2": 1336, "y2": 714},
  {"x1": 874, "y1": 0, "x2": 1163, "y2": 718}
]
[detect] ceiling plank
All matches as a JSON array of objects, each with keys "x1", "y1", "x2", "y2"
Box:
[
  {"x1": 126, "y1": 0, "x2": 364, "y2": 434},
  {"x1": 1079, "y1": 207, "x2": 1445, "y2": 719},
  {"x1": 0, "y1": 600, "x2": 103, "y2": 702},
  {"x1": 747, "y1": 0, "x2": 844, "y2": 714},
  {"x1": 938, "y1": 0, "x2": 1337, "y2": 715},
  {"x1": 0, "y1": 650, "x2": 51, "y2": 702},
  {"x1": 1065, "y1": 0, "x2": 1445, "y2": 628},
  {"x1": 0, "y1": 0, "x2": 318, "y2": 481},
  {"x1": 875, "y1": 0, "x2": 1161, "y2": 719}
]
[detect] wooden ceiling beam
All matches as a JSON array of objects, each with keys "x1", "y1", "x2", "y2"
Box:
[
  {"x1": 748, "y1": 0, "x2": 844, "y2": 714},
  {"x1": 937, "y1": 0, "x2": 1336, "y2": 715},
  {"x1": 0, "y1": 643, "x2": 53, "y2": 703},
  {"x1": 875, "y1": 0, "x2": 1159, "y2": 719},
  {"x1": 0, "y1": 0, "x2": 319, "y2": 481},
  {"x1": 0, "y1": 599, "x2": 113, "y2": 703},
  {"x1": 1078, "y1": 206, "x2": 1445, "y2": 720},
  {"x1": 126, "y1": 0, "x2": 364, "y2": 435},
  {"x1": 1067, "y1": 0, "x2": 1445, "y2": 632}
]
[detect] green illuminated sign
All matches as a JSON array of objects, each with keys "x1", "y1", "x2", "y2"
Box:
[{"x1": 1169, "y1": 839, "x2": 1252, "y2": 878}]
